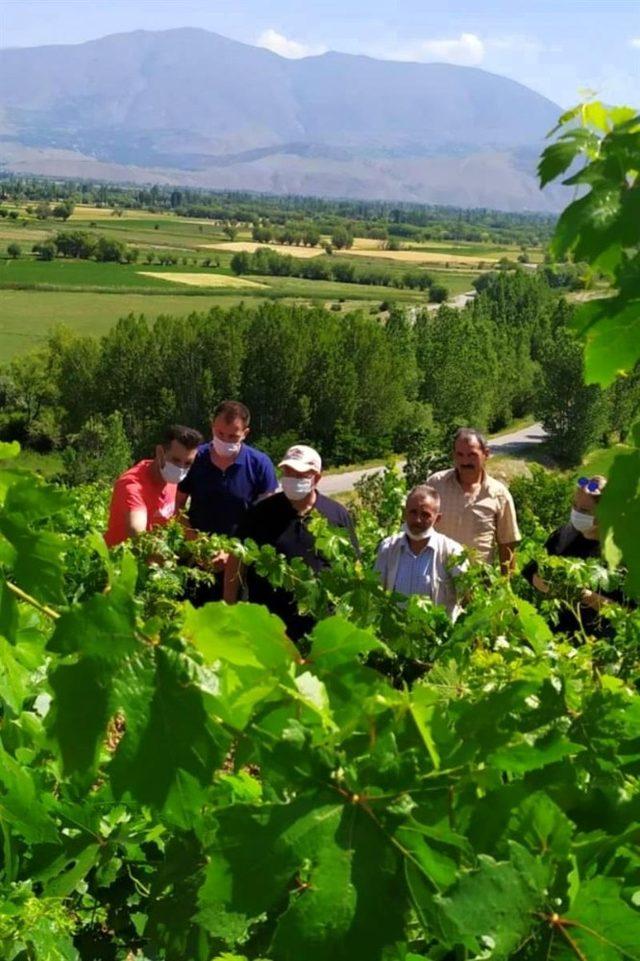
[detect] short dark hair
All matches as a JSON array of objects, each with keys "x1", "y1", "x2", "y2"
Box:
[
  {"x1": 453, "y1": 427, "x2": 489, "y2": 453},
  {"x1": 162, "y1": 424, "x2": 203, "y2": 450},
  {"x1": 212, "y1": 400, "x2": 251, "y2": 426},
  {"x1": 407, "y1": 484, "x2": 441, "y2": 510}
]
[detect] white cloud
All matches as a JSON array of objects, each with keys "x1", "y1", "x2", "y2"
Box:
[
  {"x1": 378, "y1": 32, "x2": 484, "y2": 66},
  {"x1": 631, "y1": 38, "x2": 640, "y2": 49},
  {"x1": 417, "y1": 32, "x2": 485, "y2": 65},
  {"x1": 257, "y1": 28, "x2": 327, "y2": 59}
]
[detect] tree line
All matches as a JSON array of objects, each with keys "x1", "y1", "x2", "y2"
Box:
[
  {"x1": 0, "y1": 271, "x2": 637, "y2": 475},
  {"x1": 30, "y1": 230, "x2": 136, "y2": 263},
  {"x1": 0, "y1": 174, "x2": 555, "y2": 246},
  {"x1": 230, "y1": 247, "x2": 448, "y2": 299}
]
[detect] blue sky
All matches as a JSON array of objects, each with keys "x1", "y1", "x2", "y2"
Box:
[{"x1": 0, "y1": 0, "x2": 638, "y2": 107}]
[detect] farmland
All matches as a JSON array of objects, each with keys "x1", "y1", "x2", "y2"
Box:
[
  {"x1": 137, "y1": 271, "x2": 269, "y2": 288},
  {"x1": 0, "y1": 199, "x2": 495, "y2": 356}
]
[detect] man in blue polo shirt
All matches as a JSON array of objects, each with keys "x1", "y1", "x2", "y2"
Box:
[{"x1": 177, "y1": 399, "x2": 277, "y2": 600}]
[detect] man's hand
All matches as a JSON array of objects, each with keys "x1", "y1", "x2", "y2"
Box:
[
  {"x1": 224, "y1": 555, "x2": 243, "y2": 604},
  {"x1": 498, "y1": 541, "x2": 517, "y2": 576},
  {"x1": 532, "y1": 572, "x2": 550, "y2": 594},
  {"x1": 209, "y1": 550, "x2": 229, "y2": 572},
  {"x1": 581, "y1": 588, "x2": 608, "y2": 612}
]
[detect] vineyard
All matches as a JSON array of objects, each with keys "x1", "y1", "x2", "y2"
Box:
[{"x1": 0, "y1": 103, "x2": 639, "y2": 961}]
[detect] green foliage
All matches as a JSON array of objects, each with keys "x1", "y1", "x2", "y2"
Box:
[
  {"x1": 539, "y1": 101, "x2": 640, "y2": 386},
  {"x1": 62, "y1": 410, "x2": 132, "y2": 484},
  {"x1": 0, "y1": 462, "x2": 639, "y2": 960},
  {"x1": 534, "y1": 324, "x2": 608, "y2": 466},
  {"x1": 540, "y1": 101, "x2": 640, "y2": 597},
  {"x1": 402, "y1": 426, "x2": 450, "y2": 489},
  {"x1": 509, "y1": 464, "x2": 574, "y2": 539}
]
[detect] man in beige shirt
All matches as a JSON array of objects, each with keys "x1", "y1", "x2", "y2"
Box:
[{"x1": 427, "y1": 427, "x2": 520, "y2": 573}]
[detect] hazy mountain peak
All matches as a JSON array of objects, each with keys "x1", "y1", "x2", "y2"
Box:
[{"x1": 0, "y1": 28, "x2": 563, "y2": 210}]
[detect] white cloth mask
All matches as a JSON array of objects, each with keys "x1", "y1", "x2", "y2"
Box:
[
  {"x1": 403, "y1": 522, "x2": 432, "y2": 541},
  {"x1": 161, "y1": 461, "x2": 189, "y2": 485},
  {"x1": 570, "y1": 509, "x2": 595, "y2": 534},
  {"x1": 213, "y1": 436, "x2": 242, "y2": 458},
  {"x1": 281, "y1": 476, "x2": 315, "y2": 501}
]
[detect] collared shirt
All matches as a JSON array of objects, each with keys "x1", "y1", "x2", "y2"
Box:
[
  {"x1": 426, "y1": 468, "x2": 520, "y2": 562},
  {"x1": 237, "y1": 490, "x2": 358, "y2": 641},
  {"x1": 105, "y1": 460, "x2": 177, "y2": 547},
  {"x1": 374, "y1": 528, "x2": 466, "y2": 617},
  {"x1": 392, "y1": 535, "x2": 435, "y2": 597},
  {"x1": 178, "y1": 442, "x2": 277, "y2": 535}
]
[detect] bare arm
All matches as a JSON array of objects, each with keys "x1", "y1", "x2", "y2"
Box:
[{"x1": 125, "y1": 507, "x2": 148, "y2": 539}]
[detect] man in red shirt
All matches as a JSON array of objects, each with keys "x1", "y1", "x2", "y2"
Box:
[{"x1": 105, "y1": 425, "x2": 202, "y2": 547}]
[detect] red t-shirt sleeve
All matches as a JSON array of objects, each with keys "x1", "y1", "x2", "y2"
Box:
[{"x1": 121, "y1": 477, "x2": 147, "y2": 512}]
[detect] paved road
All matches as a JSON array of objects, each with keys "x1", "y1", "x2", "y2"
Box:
[{"x1": 318, "y1": 422, "x2": 547, "y2": 496}]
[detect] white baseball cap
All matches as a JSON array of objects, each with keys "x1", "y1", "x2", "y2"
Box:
[{"x1": 278, "y1": 444, "x2": 322, "y2": 473}]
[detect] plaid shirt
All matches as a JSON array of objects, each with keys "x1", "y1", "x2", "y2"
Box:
[{"x1": 426, "y1": 468, "x2": 520, "y2": 563}]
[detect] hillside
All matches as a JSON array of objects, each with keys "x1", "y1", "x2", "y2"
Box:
[{"x1": 0, "y1": 28, "x2": 564, "y2": 210}]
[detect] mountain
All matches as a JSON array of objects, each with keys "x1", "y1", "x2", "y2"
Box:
[{"x1": 0, "y1": 28, "x2": 564, "y2": 210}]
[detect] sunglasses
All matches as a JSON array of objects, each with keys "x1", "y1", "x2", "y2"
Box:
[{"x1": 577, "y1": 476, "x2": 602, "y2": 494}]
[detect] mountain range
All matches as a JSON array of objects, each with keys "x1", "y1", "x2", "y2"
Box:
[{"x1": 0, "y1": 28, "x2": 565, "y2": 211}]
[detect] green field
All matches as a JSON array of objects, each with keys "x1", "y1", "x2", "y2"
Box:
[
  {"x1": 0, "y1": 280, "x2": 447, "y2": 356},
  {"x1": 0, "y1": 258, "x2": 238, "y2": 290},
  {"x1": 0, "y1": 203, "x2": 483, "y2": 359},
  {"x1": 0, "y1": 290, "x2": 260, "y2": 356}
]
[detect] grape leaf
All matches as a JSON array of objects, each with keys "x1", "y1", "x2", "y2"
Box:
[
  {"x1": 109, "y1": 647, "x2": 228, "y2": 825},
  {"x1": 597, "y1": 433, "x2": 640, "y2": 598},
  {"x1": 0, "y1": 515, "x2": 67, "y2": 604},
  {"x1": 199, "y1": 793, "x2": 406, "y2": 960},
  {"x1": 0, "y1": 743, "x2": 58, "y2": 843},
  {"x1": 0, "y1": 635, "x2": 31, "y2": 714},
  {"x1": 487, "y1": 730, "x2": 585, "y2": 775},
  {"x1": 555, "y1": 876, "x2": 640, "y2": 960},
  {"x1": 431, "y1": 846, "x2": 548, "y2": 958}
]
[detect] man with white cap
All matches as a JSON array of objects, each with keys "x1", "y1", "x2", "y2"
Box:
[{"x1": 224, "y1": 443, "x2": 357, "y2": 642}]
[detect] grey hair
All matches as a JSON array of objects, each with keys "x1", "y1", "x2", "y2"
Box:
[
  {"x1": 453, "y1": 427, "x2": 489, "y2": 453},
  {"x1": 406, "y1": 485, "x2": 441, "y2": 510}
]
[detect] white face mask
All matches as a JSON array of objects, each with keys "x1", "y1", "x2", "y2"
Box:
[
  {"x1": 160, "y1": 461, "x2": 189, "y2": 485},
  {"x1": 403, "y1": 521, "x2": 432, "y2": 541},
  {"x1": 213, "y1": 435, "x2": 242, "y2": 458},
  {"x1": 570, "y1": 508, "x2": 595, "y2": 534},
  {"x1": 281, "y1": 476, "x2": 315, "y2": 501}
]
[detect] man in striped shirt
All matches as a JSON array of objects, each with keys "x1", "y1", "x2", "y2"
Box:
[{"x1": 375, "y1": 485, "x2": 466, "y2": 618}]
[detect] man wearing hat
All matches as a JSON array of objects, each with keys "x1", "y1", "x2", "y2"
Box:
[{"x1": 224, "y1": 443, "x2": 357, "y2": 642}]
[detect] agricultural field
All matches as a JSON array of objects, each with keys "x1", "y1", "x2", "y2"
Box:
[
  {"x1": 350, "y1": 236, "x2": 522, "y2": 259},
  {"x1": 0, "y1": 270, "x2": 450, "y2": 357},
  {"x1": 0, "y1": 290, "x2": 256, "y2": 356},
  {"x1": 200, "y1": 240, "x2": 324, "y2": 258},
  {"x1": 336, "y1": 246, "x2": 499, "y2": 266},
  {"x1": 138, "y1": 271, "x2": 269, "y2": 288},
  {"x1": 1, "y1": 196, "x2": 540, "y2": 360}
]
